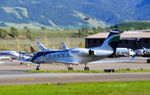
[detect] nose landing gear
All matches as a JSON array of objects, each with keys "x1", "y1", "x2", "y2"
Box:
[{"x1": 36, "y1": 64, "x2": 40, "y2": 70}]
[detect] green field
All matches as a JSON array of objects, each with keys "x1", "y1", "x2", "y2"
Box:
[
  {"x1": 0, "y1": 37, "x2": 84, "y2": 51},
  {"x1": 0, "y1": 29, "x2": 85, "y2": 51},
  {"x1": 0, "y1": 81, "x2": 150, "y2": 95}
]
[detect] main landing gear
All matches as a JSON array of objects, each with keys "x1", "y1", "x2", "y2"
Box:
[
  {"x1": 67, "y1": 64, "x2": 73, "y2": 70},
  {"x1": 84, "y1": 64, "x2": 89, "y2": 70},
  {"x1": 36, "y1": 64, "x2": 40, "y2": 70},
  {"x1": 67, "y1": 64, "x2": 90, "y2": 70},
  {"x1": 147, "y1": 59, "x2": 150, "y2": 63}
]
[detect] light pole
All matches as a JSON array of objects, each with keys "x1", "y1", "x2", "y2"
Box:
[{"x1": 84, "y1": 17, "x2": 89, "y2": 37}]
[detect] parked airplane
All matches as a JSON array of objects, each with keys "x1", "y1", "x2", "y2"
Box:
[
  {"x1": 37, "y1": 41, "x2": 135, "y2": 57},
  {"x1": 0, "y1": 50, "x2": 31, "y2": 67},
  {"x1": 116, "y1": 48, "x2": 135, "y2": 57},
  {"x1": 135, "y1": 38, "x2": 150, "y2": 57},
  {"x1": 0, "y1": 56, "x2": 11, "y2": 61},
  {"x1": 0, "y1": 51, "x2": 20, "y2": 60},
  {"x1": 134, "y1": 38, "x2": 150, "y2": 63},
  {"x1": 21, "y1": 30, "x2": 123, "y2": 70}
]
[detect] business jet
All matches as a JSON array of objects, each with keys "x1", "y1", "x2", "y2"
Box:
[
  {"x1": 133, "y1": 38, "x2": 150, "y2": 63},
  {"x1": 20, "y1": 30, "x2": 124, "y2": 70},
  {"x1": 116, "y1": 48, "x2": 135, "y2": 57},
  {"x1": 38, "y1": 41, "x2": 135, "y2": 57},
  {"x1": 0, "y1": 51, "x2": 30, "y2": 66},
  {"x1": 0, "y1": 51, "x2": 20, "y2": 60},
  {"x1": 135, "y1": 38, "x2": 150, "y2": 57}
]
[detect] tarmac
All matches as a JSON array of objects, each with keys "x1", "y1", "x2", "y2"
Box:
[{"x1": 0, "y1": 57, "x2": 150, "y2": 85}]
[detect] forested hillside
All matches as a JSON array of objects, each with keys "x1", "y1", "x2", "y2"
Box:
[{"x1": 0, "y1": 0, "x2": 150, "y2": 29}]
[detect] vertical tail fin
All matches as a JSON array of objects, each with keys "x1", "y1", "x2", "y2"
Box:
[
  {"x1": 100, "y1": 30, "x2": 122, "y2": 54},
  {"x1": 30, "y1": 46, "x2": 36, "y2": 53},
  {"x1": 136, "y1": 38, "x2": 147, "y2": 55},
  {"x1": 37, "y1": 41, "x2": 47, "y2": 51},
  {"x1": 136, "y1": 38, "x2": 144, "y2": 49}
]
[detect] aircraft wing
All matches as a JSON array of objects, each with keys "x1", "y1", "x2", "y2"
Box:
[
  {"x1": 89, "y1": 60, "x2": 134, "y2": 64},
  {"x1": 133, "y1": 57, "x2": 150, "y2": 60},
  {"x1": 89, "y1": 56, "x2": 136, "y2": 64},
  {"x1": 53, "y1": 60, "x2": 79, "y2": 65}
]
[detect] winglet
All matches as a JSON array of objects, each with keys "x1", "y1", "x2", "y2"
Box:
[
  {"x1": 37, "y1": 41, "x2": 47, "y2": 51},
  {"x1": 63, "y1": 42, "x2": 68, "y2": 50}
]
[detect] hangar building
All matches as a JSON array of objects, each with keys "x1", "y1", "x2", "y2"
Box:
[{"x1": 85, "y1": 31, "x2": 150, "y2": 50}]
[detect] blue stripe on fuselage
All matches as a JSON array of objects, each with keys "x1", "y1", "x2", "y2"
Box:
[{"x1": 31, "y1": 50, "x2": 70, "y2": 62}]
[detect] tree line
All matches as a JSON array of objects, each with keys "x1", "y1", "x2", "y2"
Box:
[
  {"x1": 0, "y1": 27, "x2": 32, "y2": 40},
  {"x1": 1, "y1": 21, "x2": 150, "y2": 39},
  {"x1": 110, "y1": 21, "x2": 150, "y2": 31},
  {"x1": 77, "y1": 21, "x2": 150, "y2": 37}
]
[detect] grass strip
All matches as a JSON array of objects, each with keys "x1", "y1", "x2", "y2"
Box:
[
  {"x1": 28, "y1": 69, "x2": 150, "y2": 73},
  {"x1": 0, "y1": 81, "x2": 150, "y2": 95}
]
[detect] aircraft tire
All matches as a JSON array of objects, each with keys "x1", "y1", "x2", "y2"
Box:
[
  {"x1": 36, "y1": 67, "x2": 40, "y2": 70},
  {"x1": 147, "y1": 59, "x2": 150, "y2": 63},
  {"x1": 68, "y1": 67, "x2": 73, "y2": 70},
  {"x1": 84, "y1": 67, "x2": 89, "y2": 70}
]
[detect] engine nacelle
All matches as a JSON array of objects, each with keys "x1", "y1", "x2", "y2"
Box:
[{"x1": 89, "y1": 50, "x2": 95, "y2": 55}]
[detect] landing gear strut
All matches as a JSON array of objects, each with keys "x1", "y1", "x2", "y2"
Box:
[
  {"x1": 36, "y1": 64, "x2": 40, "y2": 70},
  {"x1": 67, "y1": 64, "x2": 73, "y2": 70},
  {"x1": 84, "y1": 64, "x2": 89, "y2": 70},
  {"x1": 147, "y1": 59, "x2": 150, "y2": 63}
]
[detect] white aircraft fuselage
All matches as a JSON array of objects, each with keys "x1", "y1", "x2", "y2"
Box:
[{"x1": 32, "y1": 48, "x2": 113, "y2": 64}]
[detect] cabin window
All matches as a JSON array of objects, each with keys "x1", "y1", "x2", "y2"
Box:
[{"x1": 71, "y1": 51, "x2": 79, "y2": 54}]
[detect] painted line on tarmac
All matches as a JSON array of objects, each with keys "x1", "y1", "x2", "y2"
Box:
[
  {"x1": 18, "y1": 78, "x2": 35, "y2": 81},
  {"x1": 57, "y1": 76, "x2": 73, "y2": 79}
]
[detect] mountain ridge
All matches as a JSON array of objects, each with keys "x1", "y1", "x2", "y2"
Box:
[{"x1": 0, "y1": 0, "x2": 150, "y2": 29}]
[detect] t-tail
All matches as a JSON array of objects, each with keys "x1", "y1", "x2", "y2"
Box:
[
  {"x1": 96, "y1": 30, "x2": 123, "y2": 55},
  {"x1": 136, "y1": 38, "x2": 144, "y2": 49}
]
